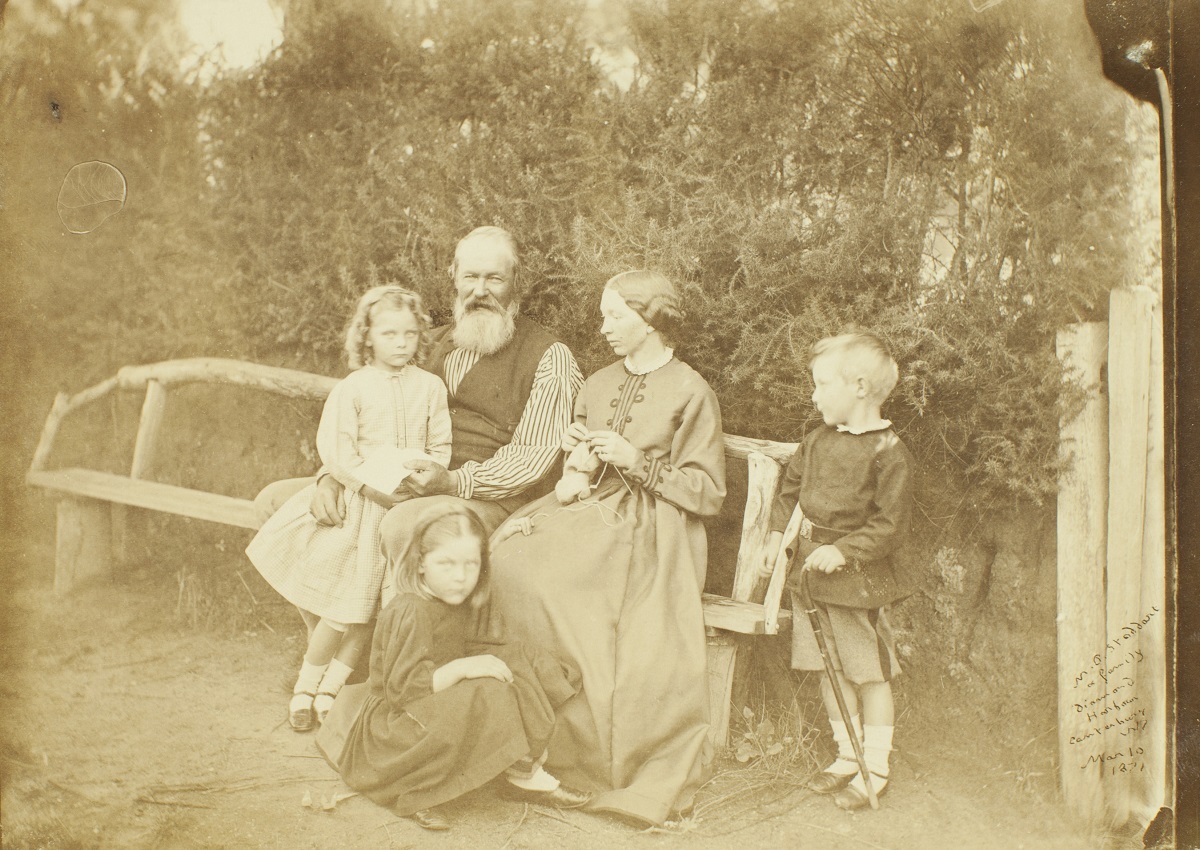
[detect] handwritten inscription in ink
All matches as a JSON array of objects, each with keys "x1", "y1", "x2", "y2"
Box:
[{"x1": 1066, "y1": 607, "x2": 1158, "y2": 774}]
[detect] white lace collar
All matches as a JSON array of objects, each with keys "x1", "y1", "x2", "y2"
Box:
[{"x1": 624, "y1": 347, "x2": 675, "y2": 376}]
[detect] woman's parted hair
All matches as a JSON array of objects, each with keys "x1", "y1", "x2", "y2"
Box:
[
  {"x1": 603, "y1": 270, "x2": 684, "y2": 347},
  {"x1": 389, "y1": 504, "x2": 492, "y2": 611},
  {"x1": 343, "y1": 285, "x2": 432, "y2": 369}
]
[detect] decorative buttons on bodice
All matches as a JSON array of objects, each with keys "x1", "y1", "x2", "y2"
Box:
[{"x1": 609, "y1": 371, "x2": 655, "y2": 436}]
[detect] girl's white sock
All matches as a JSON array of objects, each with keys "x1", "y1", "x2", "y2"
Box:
[
  {"x1": 504, "y1": 766, "x2": 561, "y2": 792},
  {"x1": 294, "y1": 661, "x2": 327, "y2": 695},
  {"x1": 313, "y1": 659, "x2": 354, "y2": 722},
  {"x1": 318, "y1": 659, "x2": 353, "y2": 695}
]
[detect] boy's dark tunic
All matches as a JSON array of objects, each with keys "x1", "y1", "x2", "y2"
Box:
[
  {"x1": 318, "y1": 593, "x2": 579, "y2": 815},
  {"x1": 770, "y1": 424, "x2": 914, "y2": 608}
]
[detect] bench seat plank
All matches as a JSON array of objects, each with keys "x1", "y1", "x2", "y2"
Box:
[
  {"x1": 28, "y1": 469, "x2": 261, "y2": 530},
  {"x1": 701, "y1": 592, "x2": 792, "y2": 634},
  {"x1": 27, "y1": 359, "x2": 805, "y2": 747}
]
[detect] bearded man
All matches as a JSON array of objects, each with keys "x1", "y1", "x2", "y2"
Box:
[
  {"x1": 250, "y1": 226, "x2": 581, "y2": 731},
  {"x1": 256, "y1": 225, "x2": 583, "y2": 539}
]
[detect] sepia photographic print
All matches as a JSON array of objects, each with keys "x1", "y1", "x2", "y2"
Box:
[{"x1": 1, "y1": 0, "x2": 1191, "y2": 847}]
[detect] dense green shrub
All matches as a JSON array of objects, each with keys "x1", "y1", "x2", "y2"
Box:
[{"x1": 3, "y1": 0, "x2": 1154, "y2": 522}]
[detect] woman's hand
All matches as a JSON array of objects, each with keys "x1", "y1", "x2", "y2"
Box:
[
  {"x1": 560, "y1": 422, "x2": 589, "y2": 452},
  {"x1": 803, "y1": 544, "x2": 846, "y2": 574},
  {"x1": 586, "y1": 430, "x2": 640, "y2": 471},
  {"x1": 431, "y1": 655, "x2": 514, "y2": 691}
]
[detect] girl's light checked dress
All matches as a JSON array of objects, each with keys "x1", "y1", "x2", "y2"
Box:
[{"x1": 248, "y1": 364, "x2": 452, "y2": 624}]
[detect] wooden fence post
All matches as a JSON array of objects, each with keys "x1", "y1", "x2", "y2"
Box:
[
  {"x1": 1135, "y1": 293, "x2": 1170, "y2": 822},
  {"x1": 1055, "y1": 322, "x2": 1108, "y2": 823},
  {"x1": 1104, "y1": 287, "x2": 1157, "y2": 825}
]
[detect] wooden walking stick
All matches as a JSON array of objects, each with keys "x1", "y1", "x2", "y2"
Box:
[
  {"x1": 796, "y1": 544, "x2": 879, "y2": 810},
  {"x1": 772, "y1": 504, "x2": 878, "y2": 809}
]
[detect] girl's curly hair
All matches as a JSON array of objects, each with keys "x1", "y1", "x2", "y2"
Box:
[{"x1": 344, "y1": 285, "x2": 432, "y2": 369}]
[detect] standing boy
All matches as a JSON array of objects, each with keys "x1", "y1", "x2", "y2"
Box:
[{"x1": 757, "y1": 332, "x2": 914, "y2": 811}]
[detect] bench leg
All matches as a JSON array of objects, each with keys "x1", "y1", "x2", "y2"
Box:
[
  {"x1": 55, "y1": 496, "x2": 113, "y2": 593},
  {"x1": 706, "y1": 632, "x2": 739, "y2": 749},
  {"x1": 111, "y1": 503, "x2": 133, "y2": 564}
]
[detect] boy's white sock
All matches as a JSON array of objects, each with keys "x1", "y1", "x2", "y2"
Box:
[
  {"x1": 842, "y1": 724, "x2": 893, "y2": 800},
  {"x1": 826, "y1": 717, "x2": 864, "y2": 775},
  {"x1": 504, "y1": 766, "x2": 561, "y2": 792},
  {"x1": 293, "y1": 661, "x2": 327, "y2": 695},
  {"x1": 863, "y1": 724, "x2": 893, "y2": 779}
]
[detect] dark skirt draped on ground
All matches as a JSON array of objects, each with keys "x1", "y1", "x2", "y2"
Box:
[{"x1": 318, "y1": 594, "x2": 579, "y2": 816}]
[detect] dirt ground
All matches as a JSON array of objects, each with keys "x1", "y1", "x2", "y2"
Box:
[{"x1": 0, "y1": 532, "x2": 1148, "y2": 850}]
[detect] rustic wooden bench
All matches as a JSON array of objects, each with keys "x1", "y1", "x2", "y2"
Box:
[{"x1": 27, "y1": 358, "x2": 798, "y2": 746}]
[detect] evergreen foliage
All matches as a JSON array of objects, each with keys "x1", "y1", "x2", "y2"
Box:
[{"x1": 3, "y1": 0, "x2": 1155, "y2": 516}]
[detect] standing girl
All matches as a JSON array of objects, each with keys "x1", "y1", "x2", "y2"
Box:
[
  {"x1": 247, "y1": 286, "x2": 452, "y2": 732},
  {"x1": 316, "y1": 504, "x2": 589, "y2": 831}
]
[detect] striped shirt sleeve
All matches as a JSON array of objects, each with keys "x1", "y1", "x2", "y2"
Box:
[{"x1": 452, "y1": 341, "x2": 583, "y2": 501}]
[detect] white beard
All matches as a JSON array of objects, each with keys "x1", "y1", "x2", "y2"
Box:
[{"x1": 452, "y1": 300, "x2": 518, "y2": 355}]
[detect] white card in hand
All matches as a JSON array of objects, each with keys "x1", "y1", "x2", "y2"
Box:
[{"x1": 357, "y1": 447, "x2": 436, "y2": 494}]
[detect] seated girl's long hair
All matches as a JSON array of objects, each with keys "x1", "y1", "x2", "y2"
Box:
[{"x1": 388, "y1": 504, "x2": 491, "y2": 612}]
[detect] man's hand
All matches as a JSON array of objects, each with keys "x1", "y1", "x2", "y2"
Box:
[
  {"x1": 756, "y1": 530, "x2": 785, "y2": 580},
  {"x1": 803, "y1": 544, "x2": 847, "y2": 574},
  {"x1": 560, "y1": 422, "x2": 589, "y2": 452},
  {"x1": 404, "y1": 459, "x2": 456, "y2": 497},
  {"x1": 310, "y1": 475, "x2": 347, "y2": 527}
]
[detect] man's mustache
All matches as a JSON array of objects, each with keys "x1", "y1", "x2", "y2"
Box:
[{"x1": 464, "y1": 295, "x2": 503, "y2": 313}]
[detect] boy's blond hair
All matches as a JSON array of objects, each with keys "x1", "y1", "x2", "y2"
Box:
[{"x1": 810, "y1": 332, "x2": 899, "y2": 403}]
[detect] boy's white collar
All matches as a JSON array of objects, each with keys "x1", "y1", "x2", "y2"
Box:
[{"x1": 836, "y1": 419, "x2": 892, "y2": 435}]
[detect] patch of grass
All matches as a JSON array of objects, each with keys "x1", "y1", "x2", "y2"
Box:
[
  {"x1": 1, "y1": 812, "x2": 107, "y2": 850},
  {"x1": 0, "y1": 778, "x2": 108, "y2": 850},
  {"x1": 171, "y1": 553, "x2": 294, "y2": 637},
  {"x1": 139, "y1": 807, "x2": 199, "y2": 848},
  {"x1": 694, "y1": 678, "x2": 826, "y2": 825},
  {"x1": 732, "y1": 700, "x2": 823, "y2": 778}
]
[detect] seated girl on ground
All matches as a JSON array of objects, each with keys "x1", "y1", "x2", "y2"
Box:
[{"x1": 315, "y1": 504, "x2": 590, "y2": 831}]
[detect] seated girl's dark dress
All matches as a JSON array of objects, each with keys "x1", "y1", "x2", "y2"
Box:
[{"x1": 317, "y1": 592, "x2": 579, "y2": 815}]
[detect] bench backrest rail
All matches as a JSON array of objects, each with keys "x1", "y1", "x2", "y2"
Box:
[
  {"x1": 29, "y1": 358, "x2": 339, "y2": 477},
  {"x1": 28, "y1": 358, "x2": 798, "y2": 634}
]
